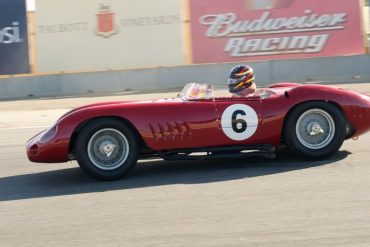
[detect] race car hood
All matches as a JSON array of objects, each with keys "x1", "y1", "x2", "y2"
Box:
[
  {"x1": 57, "y1": 100, "x2": 133, "y2": 121},
  {"x1": 57, "y1": 98, "x2": 181, "y2": 122}
]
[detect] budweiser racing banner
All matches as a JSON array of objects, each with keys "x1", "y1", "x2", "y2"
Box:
[
  {"x1": 189, "y1": 0, "x2": 365, "y2": 63},
  {"x1": 0, "y1": 0, "x2": 30, "y2": 75}
]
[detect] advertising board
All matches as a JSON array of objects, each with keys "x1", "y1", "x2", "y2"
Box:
[
  {"x1": 35, "y1": 0, "x2": 183, "y2": 72},
  {"x1": 0, "y1": 0, "x2": 30, "y2": 75},
  {"x1": 189, "y1": 0, "x2": 365, "y2": 63}
]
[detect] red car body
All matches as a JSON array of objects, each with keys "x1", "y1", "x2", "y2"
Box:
[{"x1": 27, "y1": 83, "x2": 370, "y2": 164}]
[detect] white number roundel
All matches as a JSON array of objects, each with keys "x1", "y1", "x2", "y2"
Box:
[{"x1": 221, "y1": 104, "x2": 258, "y2": 141}]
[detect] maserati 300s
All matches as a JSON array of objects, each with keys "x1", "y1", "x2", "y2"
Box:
[{"x1": 27, "y1": 83, "x2": 370, "y2": 180}]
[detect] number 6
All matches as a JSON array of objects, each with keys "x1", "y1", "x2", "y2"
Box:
[
  {"x1": 221, "y1": 104, "x2": 258, "y2": 141},
  {"x1": 232, "y1": 110, "x2": 247, "y2": 133}
]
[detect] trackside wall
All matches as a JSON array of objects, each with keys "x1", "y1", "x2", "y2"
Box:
[{"x1": 1, "y1": 54, "x2": 370, "y2": 99}]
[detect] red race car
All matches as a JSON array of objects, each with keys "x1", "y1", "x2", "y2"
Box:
[{"x1": 27, "y1": 83, "x2": 370, "y2": 180}]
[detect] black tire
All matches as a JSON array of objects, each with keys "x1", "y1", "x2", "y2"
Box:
[
  {"x1": 75, "y1": 118, "x2": 139, "y2": 181},
  {"x1": 283, "y1": 101, "x2": 346, "y2": 160}
]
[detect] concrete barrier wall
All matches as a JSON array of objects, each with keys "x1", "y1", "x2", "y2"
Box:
[{"x1": 1, "y1": 54, "x2": 370, "y2": 100}]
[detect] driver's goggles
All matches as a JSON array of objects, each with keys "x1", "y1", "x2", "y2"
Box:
[{"x1": 228, "y1": 75, "x2": 246, "y2": 85}]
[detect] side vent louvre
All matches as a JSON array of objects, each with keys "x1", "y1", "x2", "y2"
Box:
[{"x1": 149, "y1": 122, "x2": 191, "y2": 141}]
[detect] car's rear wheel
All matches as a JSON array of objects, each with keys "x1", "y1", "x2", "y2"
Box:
[
  {"x1": 284, "y1": 101, "x2": 346, "y2": 160},
  {"x1": 75, "y1": 118, "x2": 139, "y2": 181}
]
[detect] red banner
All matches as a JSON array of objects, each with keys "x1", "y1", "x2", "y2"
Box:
[{"x1": 189, "y1": 0, "x2": 365, "y2": 63}]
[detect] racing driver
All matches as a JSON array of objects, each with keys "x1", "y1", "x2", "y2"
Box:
[{"x1": 228, "y1": 65, "x2": 256, "y2": 97}]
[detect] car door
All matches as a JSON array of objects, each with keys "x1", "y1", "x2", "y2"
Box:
[{"x1": 135, "y1": 98, "x2": 219, "y2": 150}]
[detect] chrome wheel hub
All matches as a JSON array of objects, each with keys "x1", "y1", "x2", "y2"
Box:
[
  {"x1": 307, "y1": 122, "x2": 324, "y2": 136},
  {"x1": 99, "y1": 141, "x2": 116, "y2": 158},
  {"x1": 296, "y1": 109, "x2": 335, "y2": 149}
]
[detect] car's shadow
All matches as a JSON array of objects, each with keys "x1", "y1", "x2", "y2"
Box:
[{"x1": 0, "y1": 150, "x2": 351, "y2": 202}]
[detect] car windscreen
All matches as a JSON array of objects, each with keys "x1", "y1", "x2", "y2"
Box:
[{"x1": 178, "y1": 83, "x2": 214, "y2": 101}]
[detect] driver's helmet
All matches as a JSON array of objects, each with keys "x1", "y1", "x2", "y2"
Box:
[{"x1": 228, "y1": 65, "x2": 255, "y2": 94}]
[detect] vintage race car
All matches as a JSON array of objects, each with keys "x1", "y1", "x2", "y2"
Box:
[{"x1": 27, "y1": 82, "x2": 370, "y2": 180}]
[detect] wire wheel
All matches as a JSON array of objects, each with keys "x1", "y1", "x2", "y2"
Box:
[
  {"x1": 87, "y1": 128, "x2": 130, "y2": 170},
  {"x1": 295, "y1": 109, "x2": 336, "y2": 150},
  {"x1": 284, "y1": 102, "x2": 346, "y2": 160}
]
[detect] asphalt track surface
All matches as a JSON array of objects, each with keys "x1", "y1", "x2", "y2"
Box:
[{"x1": 1, "y1": 84, "x2": 370, "y2": 247}]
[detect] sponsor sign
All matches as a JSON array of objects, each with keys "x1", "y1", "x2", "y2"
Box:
[
  {"x1": 189, "y1": 0, "x2": 365, "y2": 63},
  {"x1": 367, "y1": 7, "x2": 370, "y2": 34},
  {"x1": 35, "y1": 0, "x2": 183, "y2": 72},
  {"x1": 0, "y1": 0, "x2": 30, "y2": 74}
]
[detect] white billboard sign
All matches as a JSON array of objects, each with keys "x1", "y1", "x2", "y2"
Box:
[{"x1": 35, "y1": 0, "x2": 184, "y2": 72}]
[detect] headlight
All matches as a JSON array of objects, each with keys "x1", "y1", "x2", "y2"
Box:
[{"x1": 39, "y1": 124, "x2": 58, "y2": 143}]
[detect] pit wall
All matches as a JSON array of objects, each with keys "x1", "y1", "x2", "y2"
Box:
[{"x1": 1, "y1": 54, "x2": 370, "y2": 100}]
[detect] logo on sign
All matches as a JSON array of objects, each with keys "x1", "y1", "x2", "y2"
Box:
[
  {"x1": 200, "y1": 10, "x2": 346, "y2": 57},
  {"x1": 0, "y1": 22, "x2": 22, "y2": 44},
  {"x1": 95, "y1": 4, "x2": 117, "y2": 38}
]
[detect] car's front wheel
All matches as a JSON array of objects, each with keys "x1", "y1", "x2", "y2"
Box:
[
  {"x1": 284, "y1": 101, "x2": 346, "y2": 160},
  {"x1": 75, "y1": 118, "x2": 139, "y2": 181}
]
